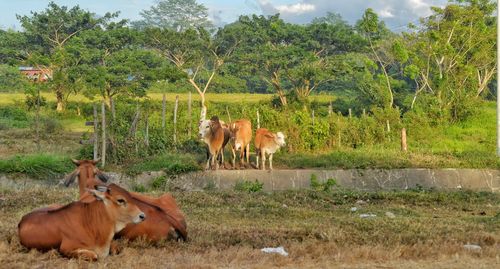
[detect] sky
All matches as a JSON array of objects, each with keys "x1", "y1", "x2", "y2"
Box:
[{"x1": 0, "y1": 0, "x2": 448, "y2": 31}]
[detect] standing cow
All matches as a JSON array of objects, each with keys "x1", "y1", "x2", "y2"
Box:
[
  {"x1": 198, "y1": 116, "x2": 225, "y2": 170},
  {"x1": 228, "y1": 119, "x2": 252, "y2": 168},
  {"x1": 254, "y1": 128, "x2": 286, "y2": 170}
]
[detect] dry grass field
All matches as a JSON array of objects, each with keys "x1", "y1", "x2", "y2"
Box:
[{"x1": 0, "y1": 183, "x2": 498, "y2": 268}]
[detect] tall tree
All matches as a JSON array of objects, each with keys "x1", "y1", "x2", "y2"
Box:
[
  {"x1": 357, "y1": 8, "x2": 395, "y2": 108},
  {"x1": 133, "y1": 0, "x2": 213, "y2": 31},
  {"x1": 17, "y1": 1, "x2": 117, "y2": 112},
  {"x1": 404, "y1": 0, "x2": 496, "y2": 121}
]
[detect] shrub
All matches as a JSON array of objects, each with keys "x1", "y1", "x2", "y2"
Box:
[
  {"x1": 234, "y1": 180, "x2": 264, "y2": 193},
  {"x1": 0, "y1": 154, "x2": 73, "y2": 180},
  {"x1": 310, "y1": 174, "x2": 338, "y2": 192}
]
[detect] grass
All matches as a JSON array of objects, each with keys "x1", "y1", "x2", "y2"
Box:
[
  {"x1": 0, "y1": 153, "x2": 73, "y2": 180},
  {"x1": 0, "y1": 184, "x2": 498, "y2": 268},
  {"x1": 124, "y1": 153, "x2": 200, "y2": 176}
]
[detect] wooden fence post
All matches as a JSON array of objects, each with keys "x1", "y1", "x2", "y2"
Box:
[
  {"x1": 101, "y1": 101, "x2": 106, "y2": 167},
  {"x1": 312, "y1": 110, "x2": 315, "y2": 125},
  {"x1": 362, "y1": 108, "x2": 366, "y2": 117},
  {"x1": 188, "y1": 92, "x2": 192, "y2": 137},
  {"x1": 348, "y1": 108, "x2": 352, "y2": 118},
  {"x1": 145, "y1": 113, "x2": 149, "y2": 148},
  {"x1": 256, "y1": 110, "x2": 260, "y2": 129},
  {"x1": 401, "y1": 128, "x2": 407, "y2": 152},
  {"x1": 173, "y1": 95, "x2": 179, "y2": 144},
  {"x1": 161, "y1": 93, "x2": 166, "y2": 132},
  {"x1": 386, "y1": 120, "x2": 391, "y2": 133},
  {"x1": 93, "y1": 104, "x2": 98, "y2": 161},
  {"x1": 328, "y1": 102, "x2": 333, "y2": 115},
  {"x1": 226, "y1": 106, "x2": 232, "y2": 123}
]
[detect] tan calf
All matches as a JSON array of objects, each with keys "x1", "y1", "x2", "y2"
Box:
[{"x1": 254, "y1": 128, "x2": 286, "y2": 170}]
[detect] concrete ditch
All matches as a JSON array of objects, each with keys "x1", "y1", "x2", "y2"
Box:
[{"x1": 2, "y1": 168, "x2": 499, "y2": 192}]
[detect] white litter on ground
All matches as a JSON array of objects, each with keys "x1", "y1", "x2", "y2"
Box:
[
  {"x1": 359, "y1": 213, "x2": 377, "y2": 218},
  {"x1": 463, "y1": 244, "x2": 482, "y2": 251},
  {"x1": 261, "y1": 246, "x2": 289, "y2": 256},
  {"x1": 350, "y1": 207, "x2": 357, "y2": 212}
]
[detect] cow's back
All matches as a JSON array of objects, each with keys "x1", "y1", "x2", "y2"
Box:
[
  {"x1": 234, "y1": 119, "x2": 252, "y2": 145},
  {"x1": 255, "y1": 128, "x2": 271, "y2": 150}
]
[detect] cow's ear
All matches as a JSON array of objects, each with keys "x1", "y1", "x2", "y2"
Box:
[
  {"x1": 96, "y1": 171, "x2": 109, "y2": 183},
  {"x1": 88, "y1": 186, "x2": 107, "y2": 201},
  {"x1": 91, "y1": 158, "x2": 100, "y2": 165},
  {"x1": 264, "y1": 133, "x2": 275, "y2": 139}
]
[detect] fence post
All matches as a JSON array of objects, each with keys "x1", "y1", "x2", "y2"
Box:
[
  {"x1": 93, "y1": 104, "x2": 98, "y2": 161},
  {"x1": 173, "y1": 95, "x2": 179, "y2": 144},
  {"x1": 161, "y1": 93, "x2": 166, "y2": 132},
  {"x1": 145, "y1": 113, "x2": 149, "y2": 148},
  {"x1": 362, "y1": 108, "x2": 366, "y2": 117},
  {"x1": 312, "y1": 110, "x2": 315, "y2": 125},
  {"x1": 328, "y1": 101, "x2": 333, "y2": 115},
  {"x1": 401, "y1": 128, "x2": 407, "y2": 152},
  {"x1": 188, "y1": 91, "x2": 192, "y2": 137},
  {"x1": 348, "y1": 108, "x2": 352, "y2": 118},
  {"x1": 256, "y1": 110, "x2": 260, "y2": 129},
  {"x1": 386, "y1": 120, "x2": 391, "y2": 133},
  {"x1": 226, "y1": 106, "x2": 232, "y2": 123},
  {"x1": 101, "y1": 101, "x2": 106, "y2": 168}
]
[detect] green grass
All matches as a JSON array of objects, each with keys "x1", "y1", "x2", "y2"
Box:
[
  {"x1": 124, "y1": 153, "x2": 200, "y2": 176},
  {"x1": 0, "y1": 153, "x2": 73, "y2": 179}
]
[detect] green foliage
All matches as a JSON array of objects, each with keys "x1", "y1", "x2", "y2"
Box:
[
  {"x1": 0, "y1": 105, "x2": 30, "y2": 128},
  {"x1": 234, "y1": 180, "x2": 264, "y2": 193},
  {"x1": 310, "y1": 174, "x2": 338, "y2": 192},
  {"x1": 0, "y1": 154, "x2": 73, "y2": 179},
  {"x1": 0, "y1": 65, "x2": 29, "y2": 92}
]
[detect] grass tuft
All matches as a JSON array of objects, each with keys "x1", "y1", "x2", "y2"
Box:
[{"x1": 0, "y1": 154, "x2": 73, "y2": 179}]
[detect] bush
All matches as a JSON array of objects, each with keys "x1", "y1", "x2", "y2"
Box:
[
  {"x1": 310, "y1": 174, "x2": 338, "y2": 192},
  {"x1": 0, "y1": 106, "x2": 30, "y2": 128},
  {"x1": 125, "y1": 153, "x2": 200, "y2": 175},
  {"x1": 0, "y1": 154, "x2": 73, "y2": 179},
  {"x1": 234, "y1": 180, "x2": 264, "y2": 193}
]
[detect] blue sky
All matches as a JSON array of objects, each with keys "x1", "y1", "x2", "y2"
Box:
[{"x1": 0, "y1": 0, "x2": 447, "y2": 31}]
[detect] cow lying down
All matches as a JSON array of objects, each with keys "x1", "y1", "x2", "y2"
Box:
[
  {"x1": 18, "y1": 184, "x2": 145, "y2": 261},
  {"x1": 64, "y1": 159, "x2": 187, "y2": 242}
]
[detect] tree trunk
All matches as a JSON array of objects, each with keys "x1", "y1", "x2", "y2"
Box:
[
  {"x1": 200, "y1": 93, "x2": 207, "y2": 120},
  {"x1": 56, "y1": 89, "x2": 64, "y2": 112}
]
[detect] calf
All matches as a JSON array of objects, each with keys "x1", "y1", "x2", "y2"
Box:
[
  {"x1": 64, "y1": 159, "x2": 187, "y2": 242},
  {"x1": 254, "y1": 128, "x2": 286, "y2": 170},
  {"x1": 18, "y1": 184, "x2": 145, "y2": 261},
  {"x1": 228, "y1": 119, "x2": 252, "y2": 168},
  {"x1": 198, "y1": 116, "x2": 225, "y2": 170}
]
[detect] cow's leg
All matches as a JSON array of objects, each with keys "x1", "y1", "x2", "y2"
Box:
[
  {"x1": 245, "y1": 144, "x2": 250, "y2": 165},
  {"x1": 239, "y1": 147, "x2": 244, "y2": 167},
  {"x1": 231, "y1": 147, "x2": 236, "y2": 168},
  {"x1": 269, "y1": 153, "x2": 273, "y2": 170},
  {"x1": 214, "y1": 149, "x2": 219, "y2": 170},
  {"x1": 60, "y1": 241, "x2": 98, "y2": 261},
  {"x1": 206, "y1": 153, "x2": 211, "y2": 170},
  {"x1": 261, "y1": 151, "x2": 266, "y2": 170},
  {"x1": 110, "y1": 241, "x2": 121, "y2": 255},
  {"x1": 255, "y1": 149, "x2": 260, "y2": 169}
]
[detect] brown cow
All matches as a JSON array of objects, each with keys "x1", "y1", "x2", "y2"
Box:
[
  {"x1": 254, "y1": 128, "x2": 286, "y2": 170},
  {"x1": 64, "y1": 159, "x2": 187, "y2": 242},
  {"x1": 228, "y1": 119, "x2": 252, "y2": 168},
  {"x1": 199, "y1": 119, "x2": 231, "y2": 167},
  {"x1": 18, "y1": 184, "x2": 145, "y2": 261},
  {"x1": 198, "y1": 116, "x2": 225, "y2": 170}
]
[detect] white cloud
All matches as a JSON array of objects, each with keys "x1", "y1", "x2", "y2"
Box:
[
  {"x1": 378, "y1": 7, "x2": 394, "y2": 18},
  {"x1": 276, "y1": 3, "x2": 315, "y2": 15}
]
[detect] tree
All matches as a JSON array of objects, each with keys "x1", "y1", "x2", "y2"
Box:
[
  {"x1": 133, "y1": 0, "x2": 213, "y2": 31},
  {"x1": 357, "y1": 8, "x2": 395, "y2": 108},
  {"x1": 404, "y1": 0, "x2": 496, "y2": 121},
  {"x1": 145, "y1": 27, "x2": 237, "y2": 119},
  {"x1": 17, "y1": 1, "x2": 117, "y2": 112}
]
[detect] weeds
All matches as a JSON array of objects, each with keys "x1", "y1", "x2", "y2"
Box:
[
  {"x1": 0, "y1": 154, "x2": 72, "y2": 179},
  {"x1": 234, "y1": 180, "x2": 264, "y2": 193}
]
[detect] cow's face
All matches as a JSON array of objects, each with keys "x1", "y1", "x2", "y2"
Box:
[
  {"x1": 275, "y1": 132, "x2": 286, "y2": 147},
  {"x1": 198, "y1": 120, "x2": 211, "y2": 139},
  {"x1": 64, "y1": 159, "x2": 109, "y2": 187},
  {"x1": 90, "y1": 184, "x2": 145, "y2": 230}
]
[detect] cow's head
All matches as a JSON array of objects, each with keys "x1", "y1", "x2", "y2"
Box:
[
  {"x1": 275, "y1": 132, "x2": 286, "y2": 147},
  {"x1": 198, "y1": 119, "x2": 211, "y2": 139},
  {"x1": 88, "y1": 184, "x2": 145, "y2": 232},
  {"x1": 64, "y1": 159, "x2": 109, "y2": 189}
]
